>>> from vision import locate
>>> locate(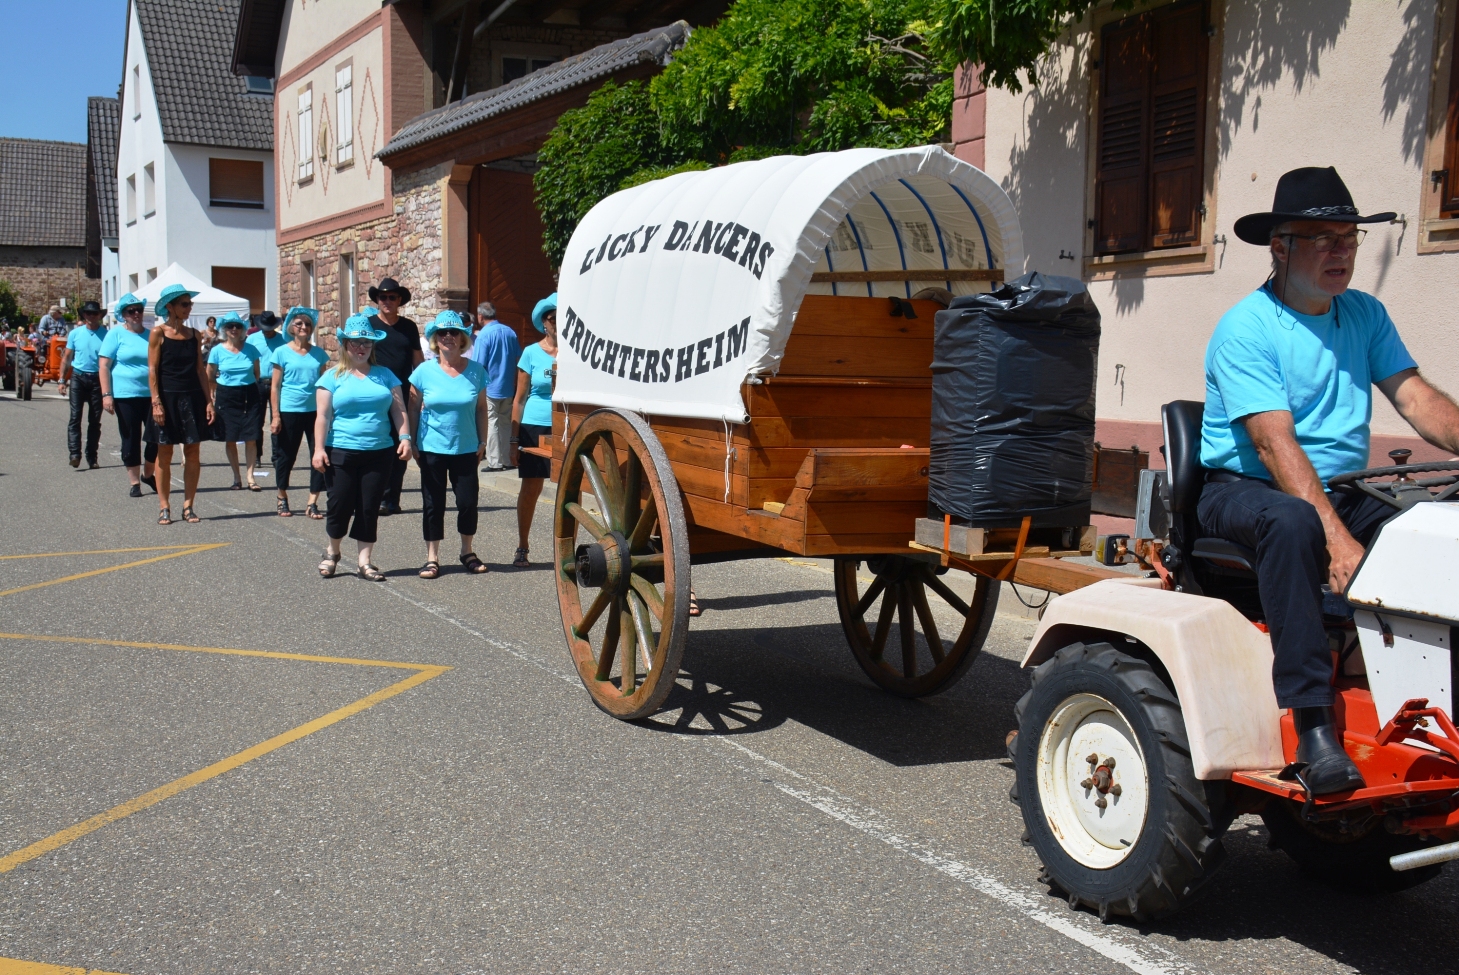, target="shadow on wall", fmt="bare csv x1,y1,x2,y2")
1382,0,1438,166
